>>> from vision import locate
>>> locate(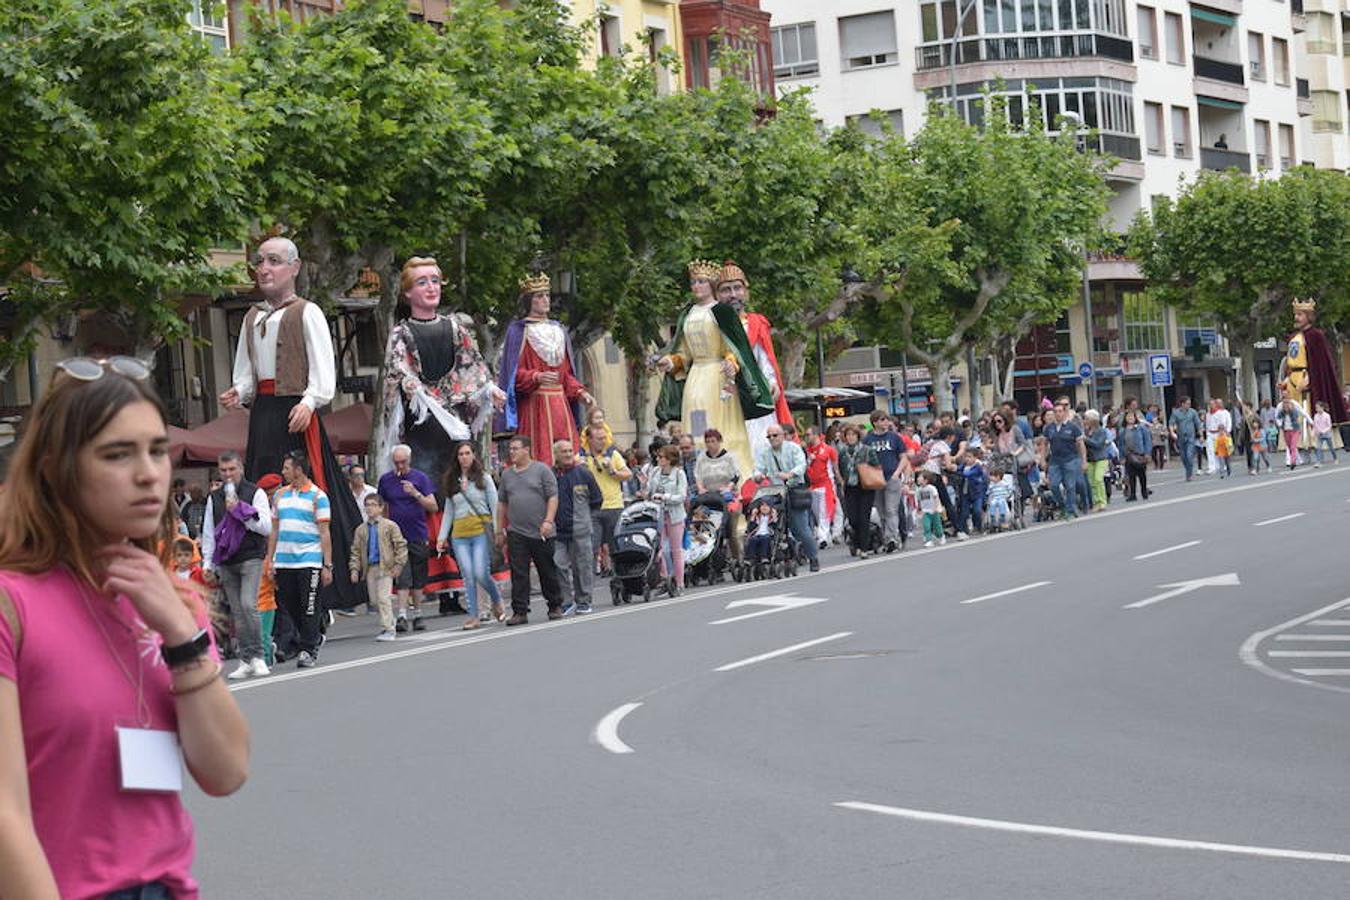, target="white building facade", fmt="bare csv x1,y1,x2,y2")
765,0,1347,411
